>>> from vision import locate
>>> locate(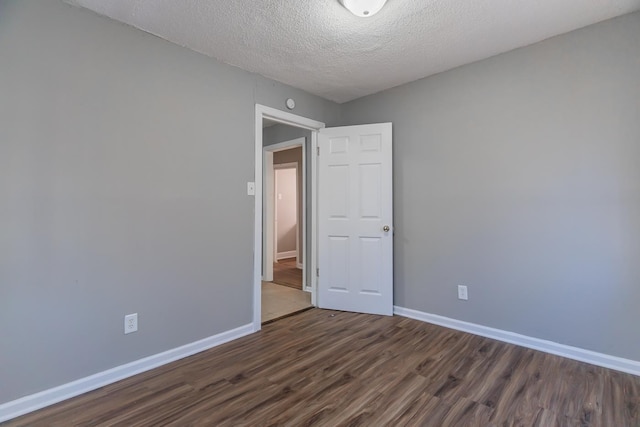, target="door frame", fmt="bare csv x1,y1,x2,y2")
254,104,325,331
263,143,304,283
